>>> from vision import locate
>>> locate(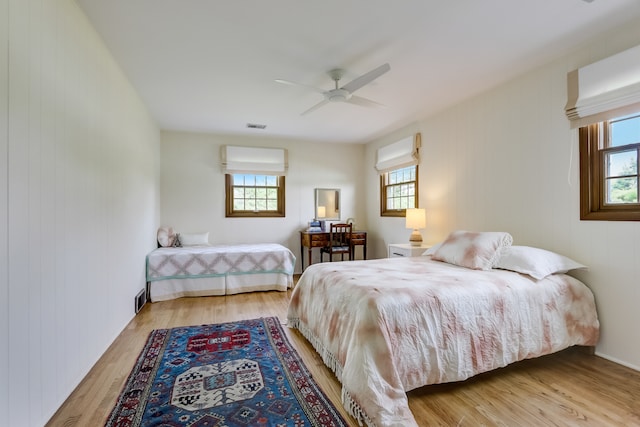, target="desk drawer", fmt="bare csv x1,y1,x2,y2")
309,233,328,247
